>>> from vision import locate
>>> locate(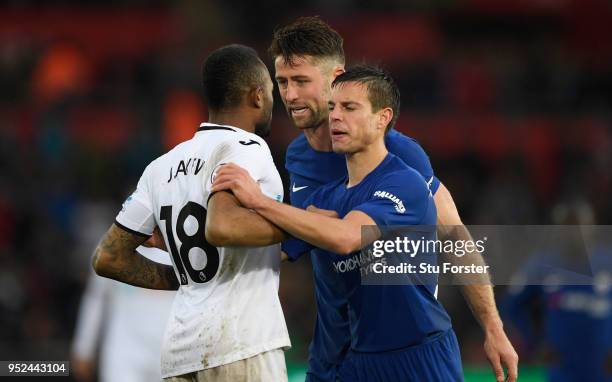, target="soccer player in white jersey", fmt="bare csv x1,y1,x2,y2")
93,44,290,381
